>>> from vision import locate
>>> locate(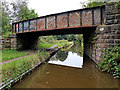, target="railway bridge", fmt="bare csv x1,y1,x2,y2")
11,3,120,64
